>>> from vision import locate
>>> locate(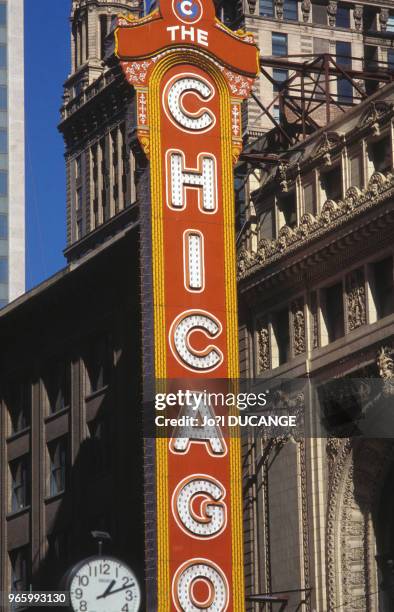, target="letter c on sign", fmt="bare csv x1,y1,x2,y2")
172,559,229,612
163,74,216,133
169,310,224,372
